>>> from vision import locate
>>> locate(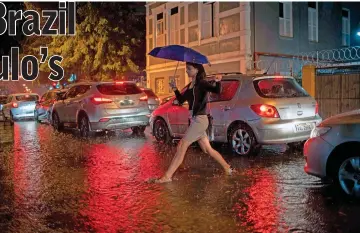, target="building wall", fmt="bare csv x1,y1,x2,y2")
251,2,360,74
146,2,252,96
